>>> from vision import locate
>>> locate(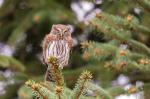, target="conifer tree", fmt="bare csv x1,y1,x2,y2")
0,0,150,99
